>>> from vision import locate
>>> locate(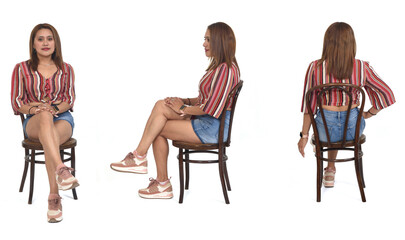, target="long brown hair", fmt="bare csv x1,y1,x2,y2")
206,22,239,72
29,23,63,71
318,22,356,80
